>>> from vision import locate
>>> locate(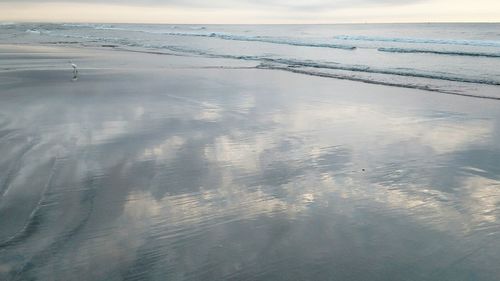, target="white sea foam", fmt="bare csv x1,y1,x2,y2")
335,35,500,48
378,47,500,58
25,29,41,35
